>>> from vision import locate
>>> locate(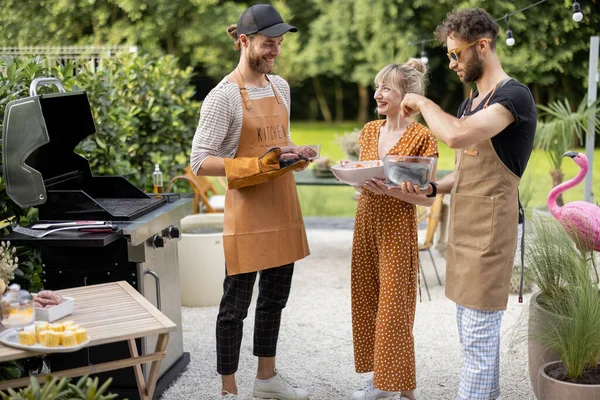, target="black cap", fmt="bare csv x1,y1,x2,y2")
237,4,298,38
